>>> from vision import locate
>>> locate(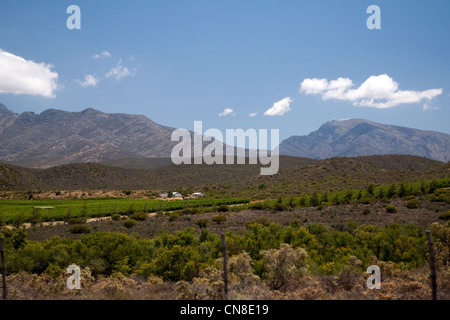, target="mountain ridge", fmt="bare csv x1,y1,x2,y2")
279,118,450,161
0,104,449,167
